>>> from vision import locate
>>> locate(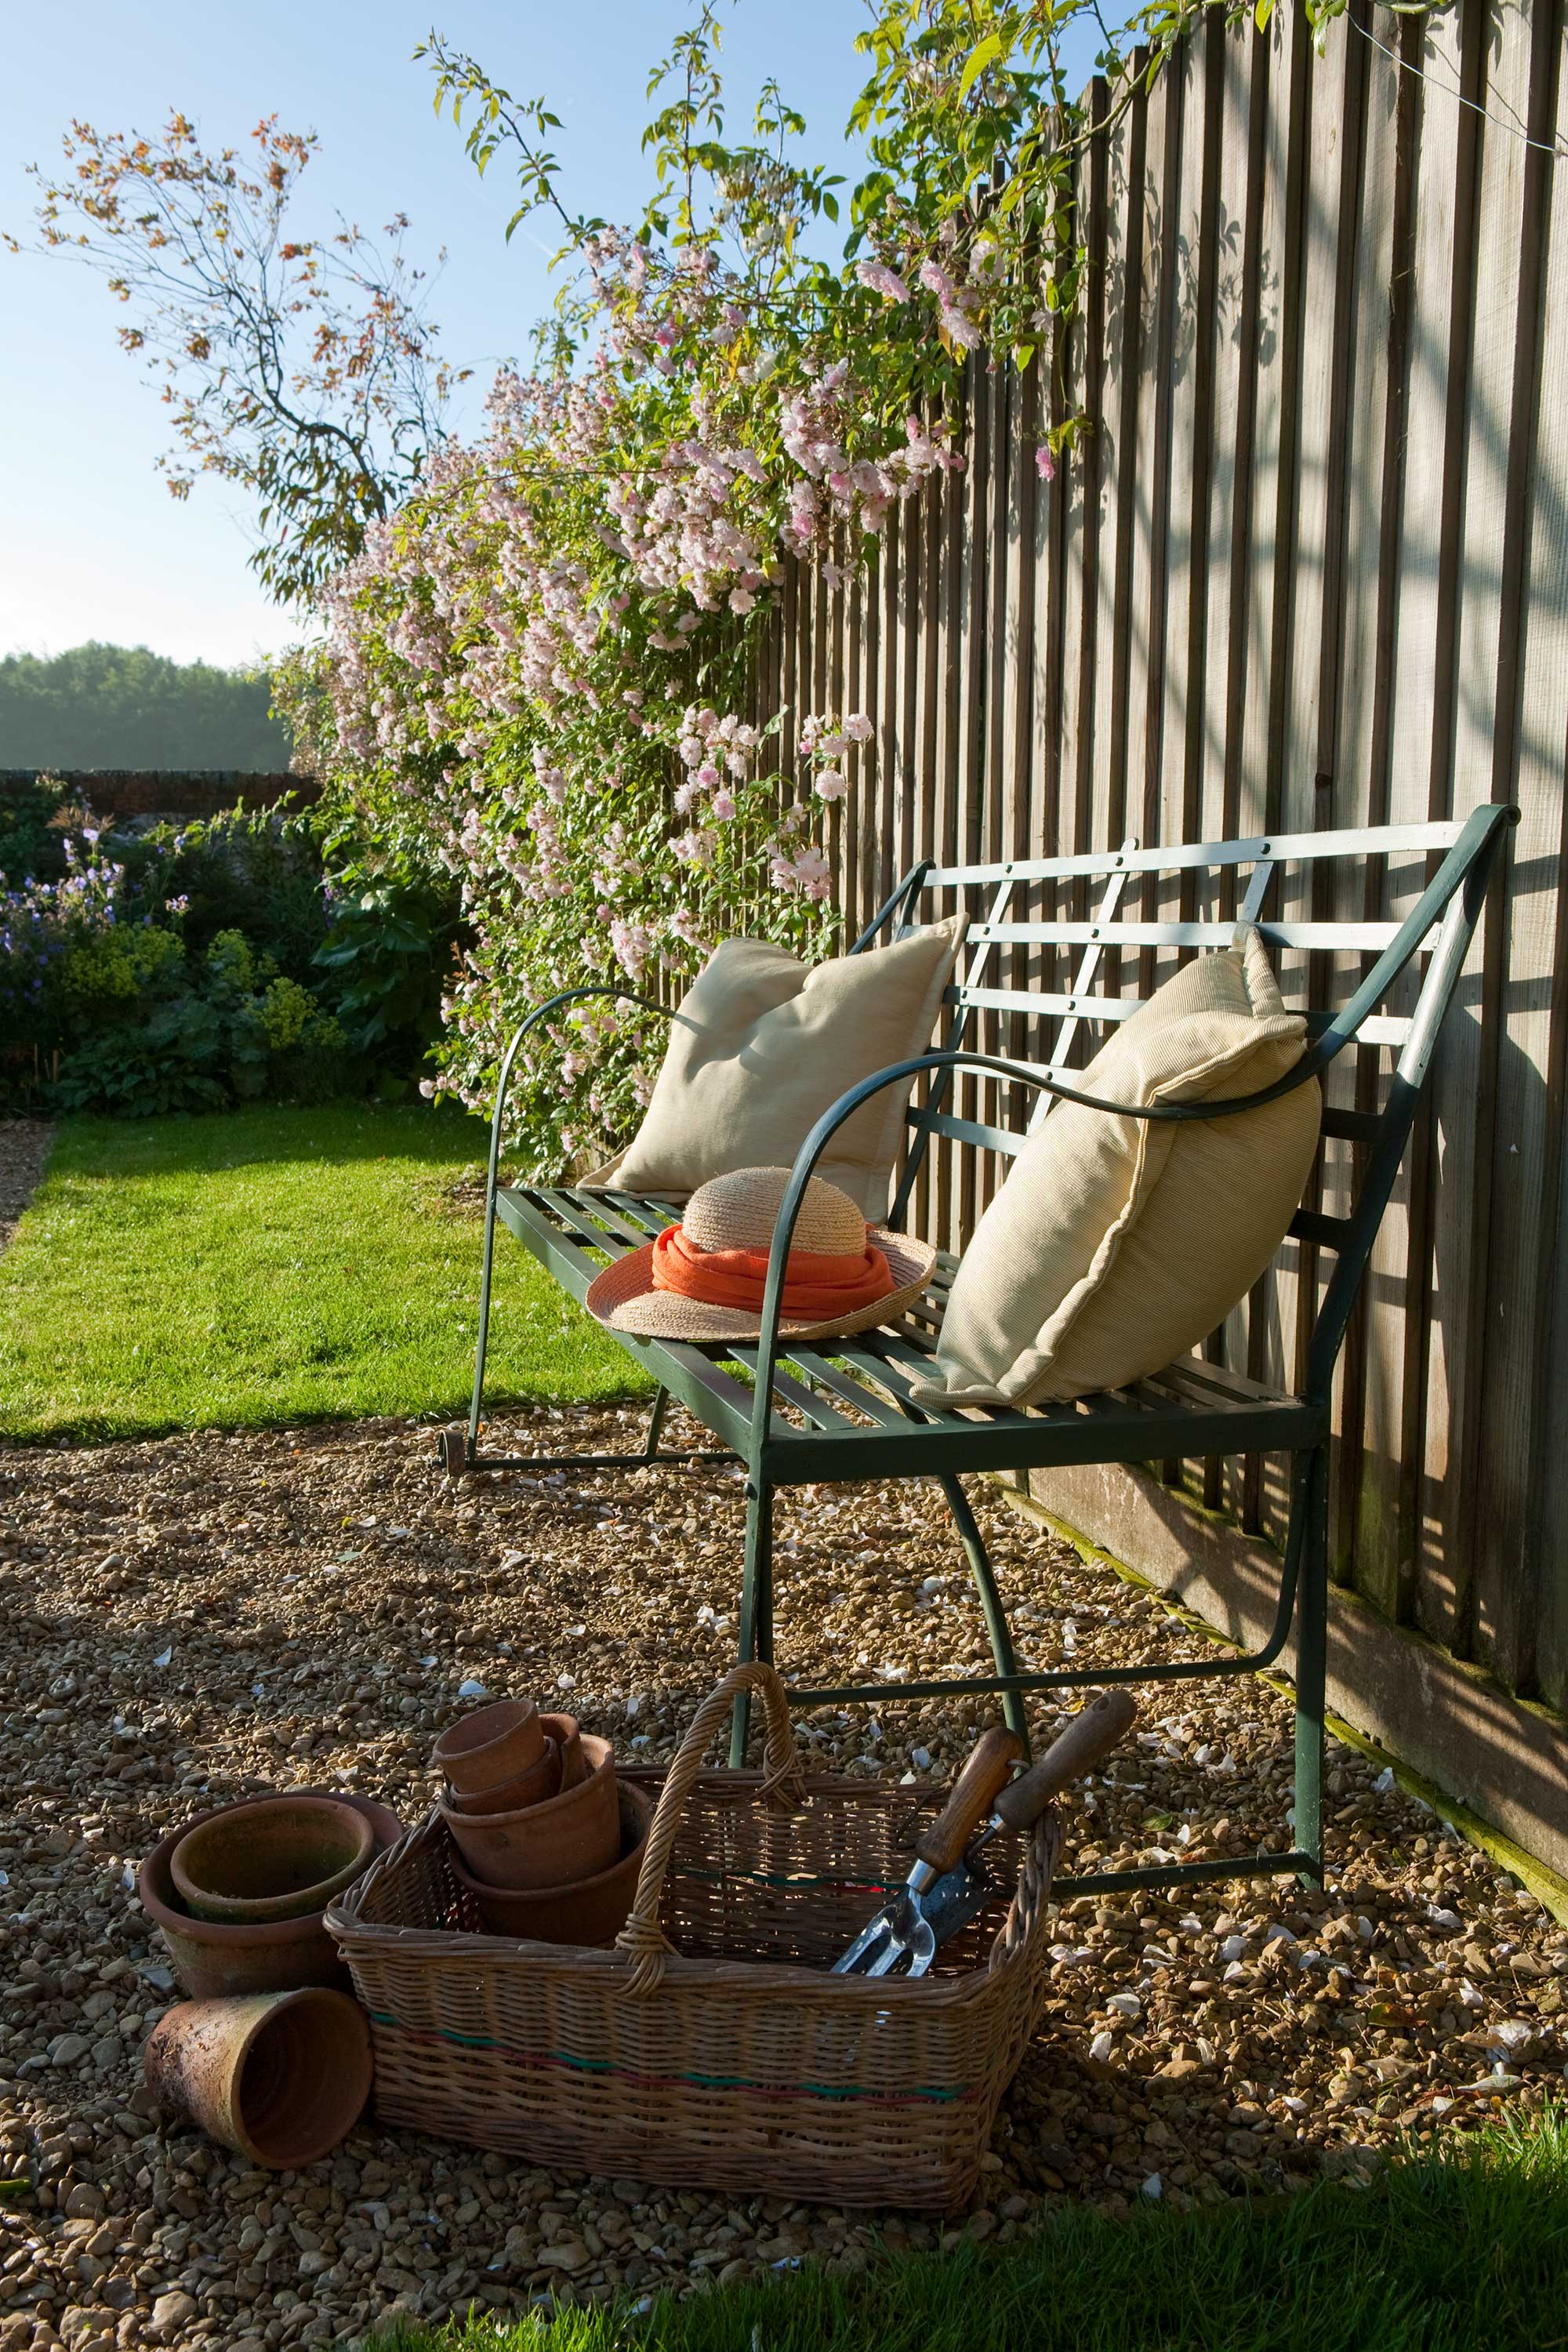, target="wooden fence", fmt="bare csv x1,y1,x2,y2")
742,0,1568,1849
